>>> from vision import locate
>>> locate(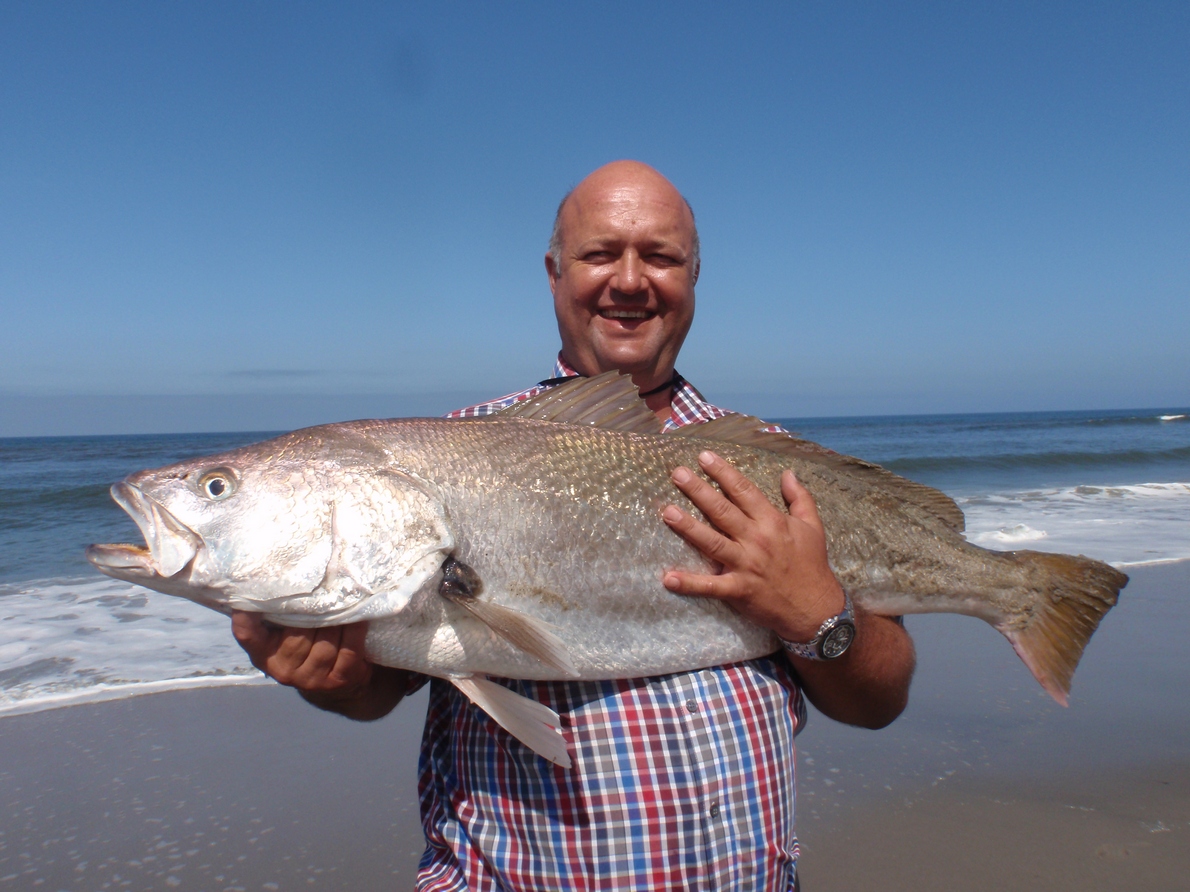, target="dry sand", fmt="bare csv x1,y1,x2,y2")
1,561,1186,890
